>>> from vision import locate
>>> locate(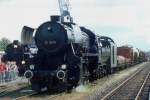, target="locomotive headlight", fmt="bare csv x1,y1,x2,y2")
24,70,33,79
30,65,34,70
21,60,26,64
56,70,65,80
61,64,67,69
14,45,18,48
